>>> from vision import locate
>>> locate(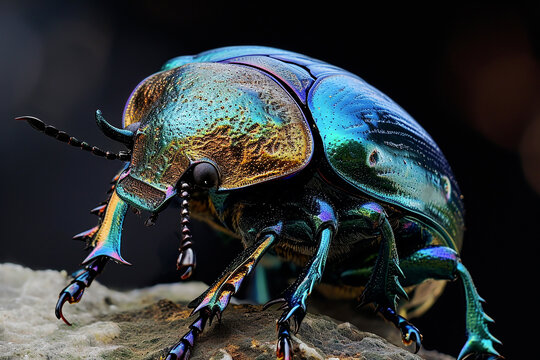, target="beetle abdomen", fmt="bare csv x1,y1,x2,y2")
307,74,464,249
